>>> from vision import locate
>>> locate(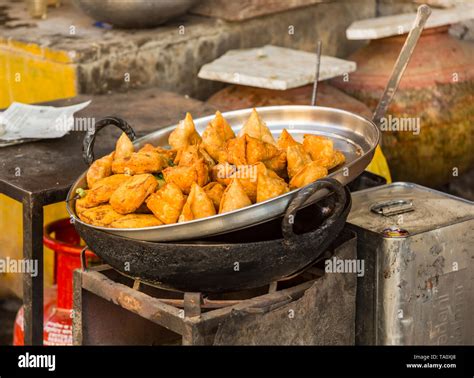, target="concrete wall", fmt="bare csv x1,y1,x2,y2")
74,0,376,99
